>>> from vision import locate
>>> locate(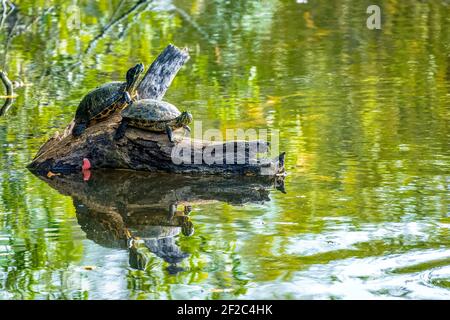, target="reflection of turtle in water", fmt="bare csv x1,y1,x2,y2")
74,196,194,274
181,218,194,237
126,205,194,273
114,99,193,143
120,202,194,237
168,203,194,236
128,236,190,273
72,63,144,136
